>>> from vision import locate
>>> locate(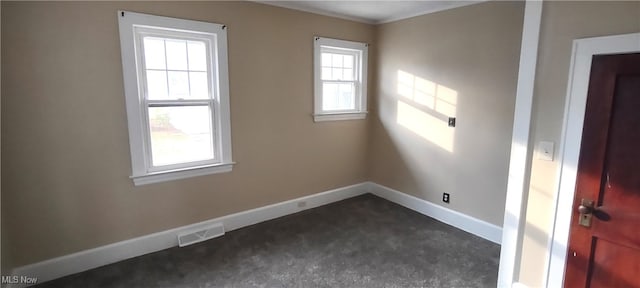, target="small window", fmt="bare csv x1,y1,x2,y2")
118,11,233,185
313,37,368,122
